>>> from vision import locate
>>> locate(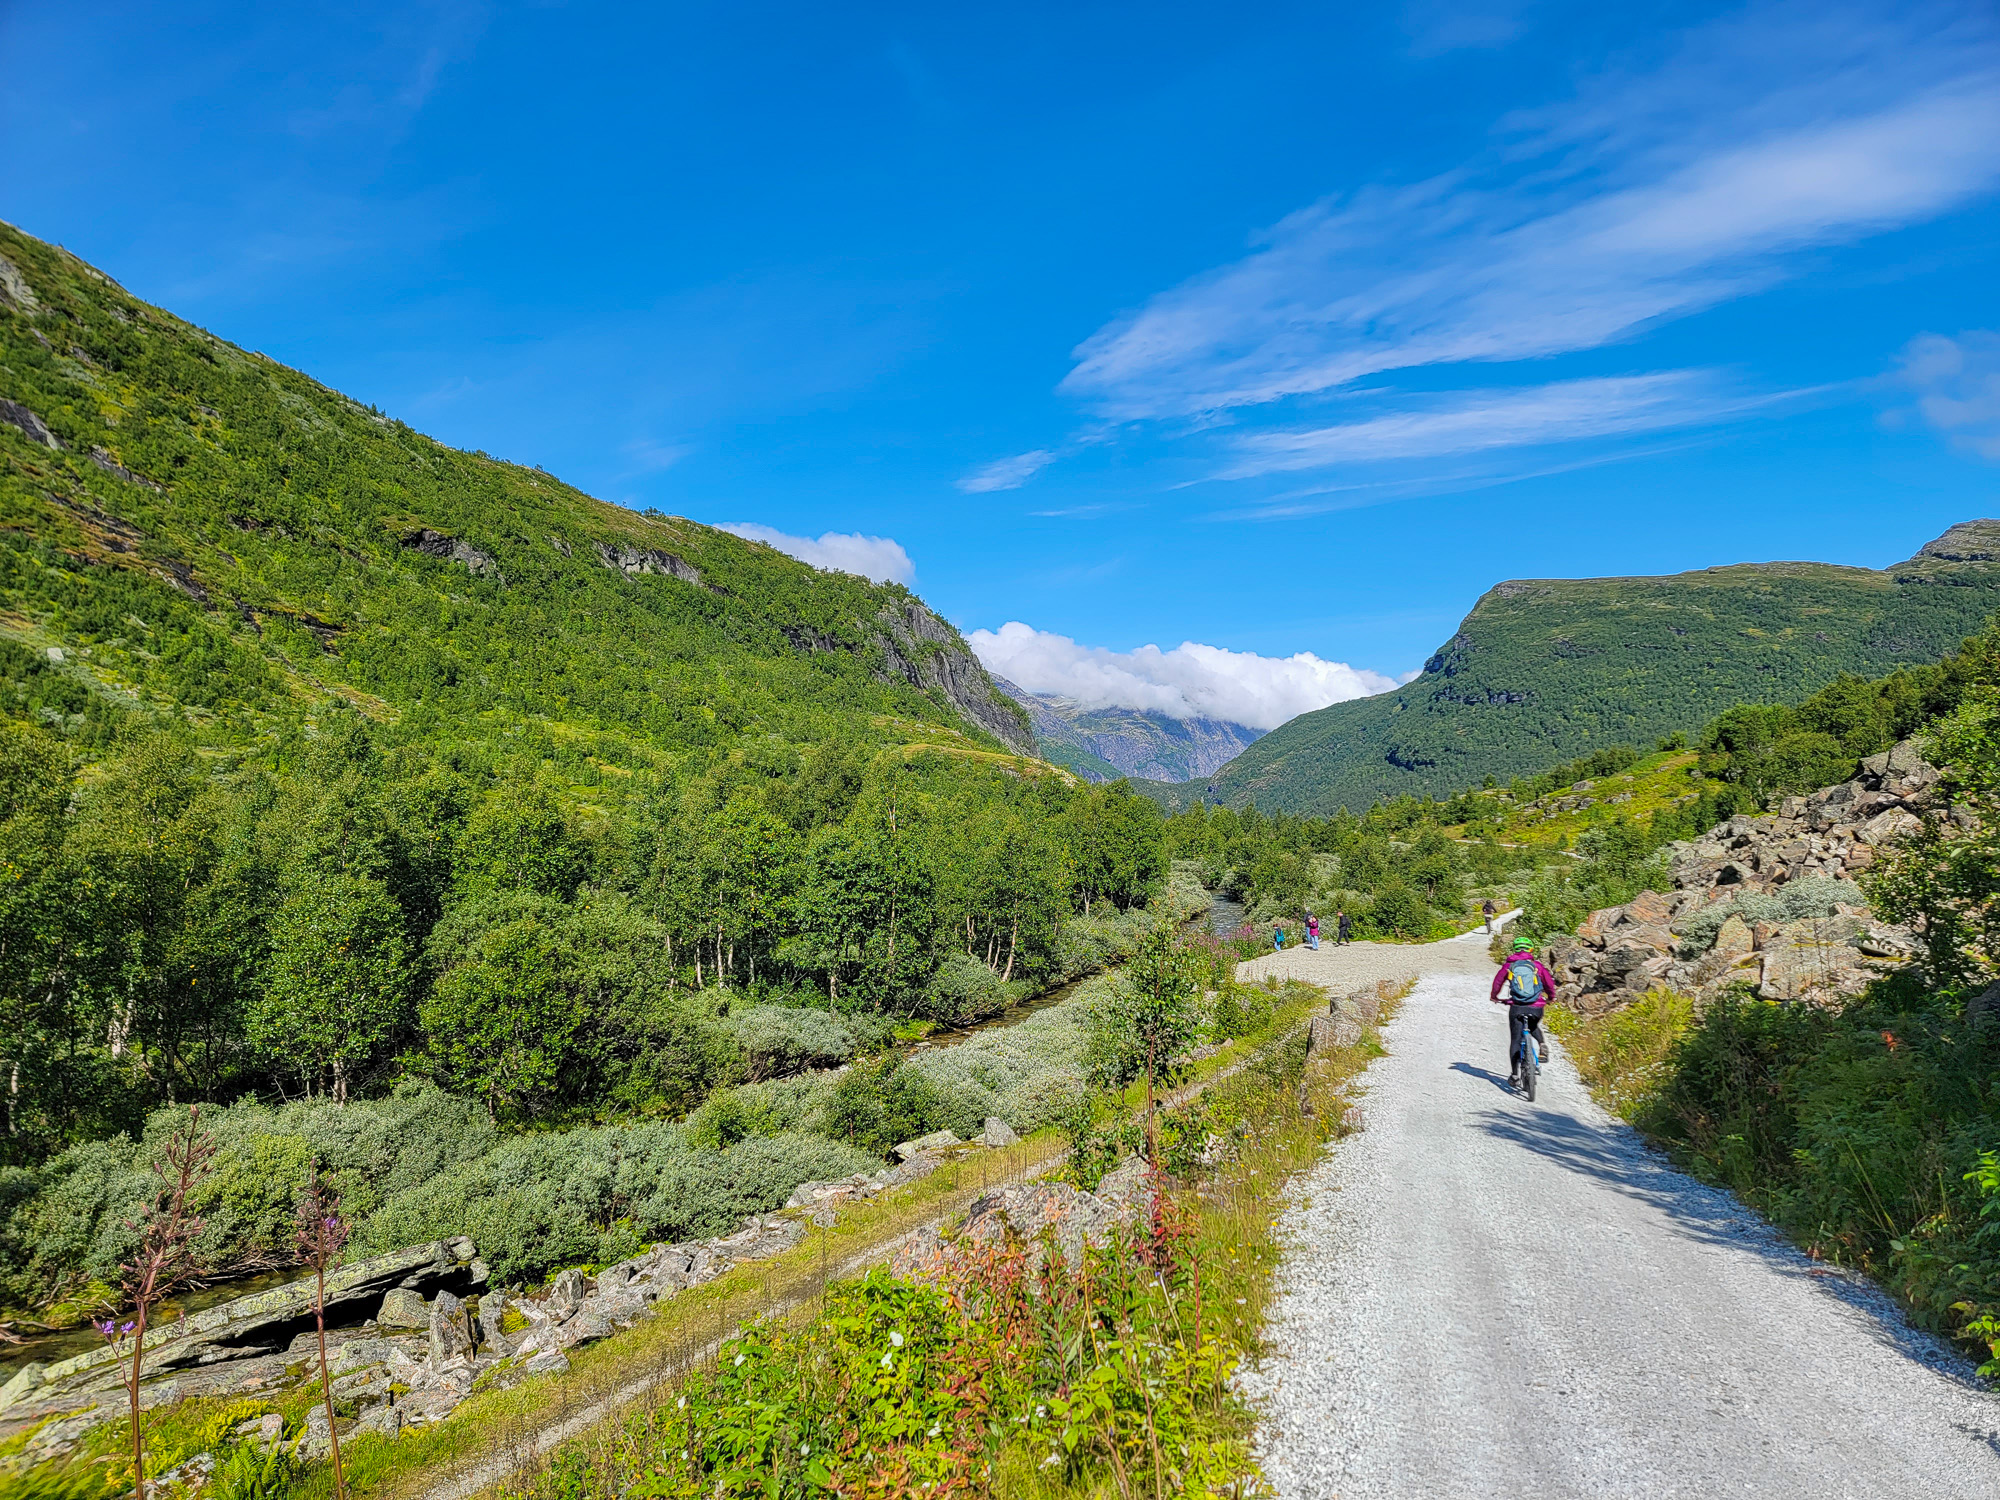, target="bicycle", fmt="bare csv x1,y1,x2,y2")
1514,1020,1539,1101
1506,1006,1543,1101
